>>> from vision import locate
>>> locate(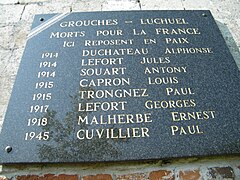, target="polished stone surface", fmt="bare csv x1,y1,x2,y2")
0,10,239,163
